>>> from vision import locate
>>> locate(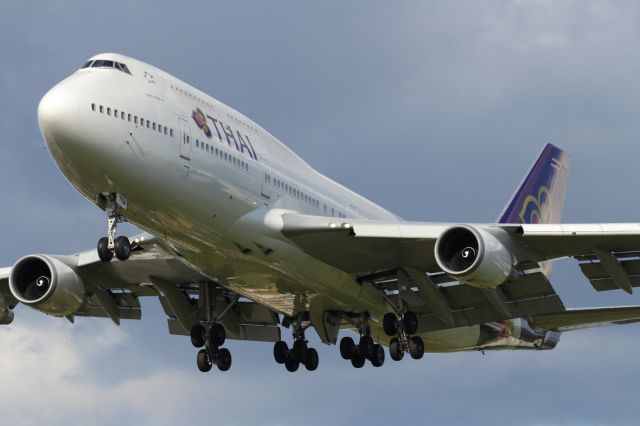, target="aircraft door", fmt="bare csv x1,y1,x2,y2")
260,160,272,204
177,118,192,176
178,118,192,161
